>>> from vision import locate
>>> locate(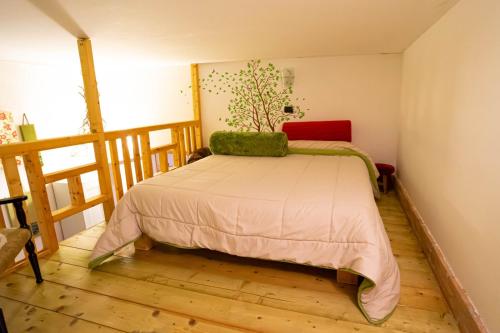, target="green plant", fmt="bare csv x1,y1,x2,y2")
201,60,306,132
78,86,91,134
78,85,105,133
